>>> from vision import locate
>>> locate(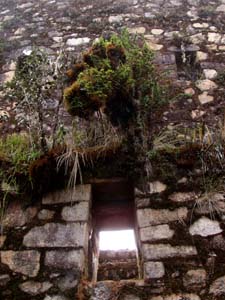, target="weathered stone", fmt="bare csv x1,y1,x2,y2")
23,223,88,248
209,275,225,296
19,281,53,295
198,92,214,105
196,79,217,91
137,207,188,227
1,251,40,277
142,244,197,260
216,5,225,12
169,192,196,203
190,33,205,44
185,88,195,96
146,41,163,51
2,201,37,228
144,261,165,279
66,37,90,46
57,273,78,291
61,202,89,222
193,23,208,28
211,235,225,251
1,71,15,83
45,250,85,271
0,235,6,248
128,27,146,34
208,33,222,43
91,281,113,300
108,15,123,23
140,225,174,242
191,110,205,119
38,209,55,220
183,269,206,290
203,69,218,79
150,294,200,300
196,51,208,61
149,181,167,193
189,217,222,237
42,185,91,204
151,29,164,35
0,274,10,286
